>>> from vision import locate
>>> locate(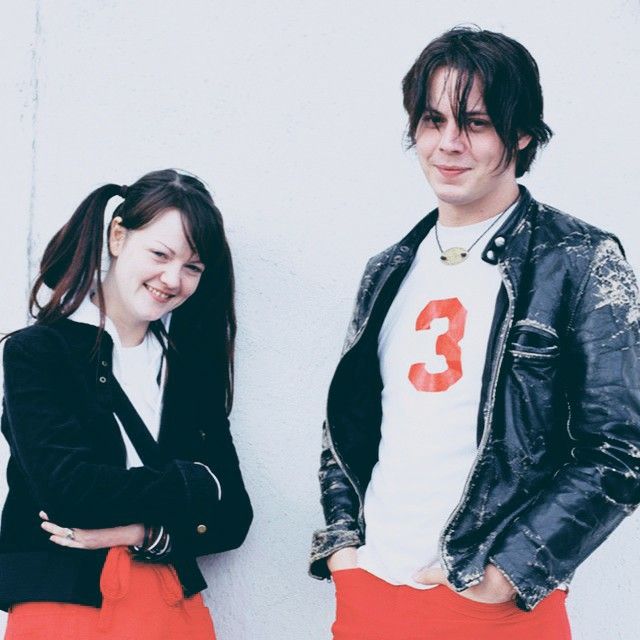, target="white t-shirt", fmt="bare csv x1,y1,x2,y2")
357,207,514,588
69,295,169,469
